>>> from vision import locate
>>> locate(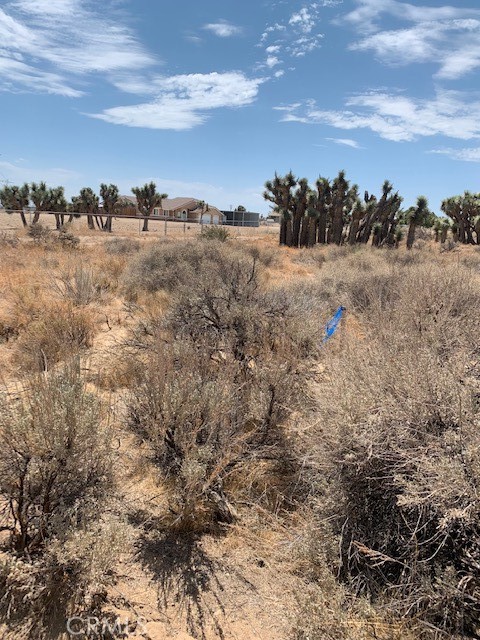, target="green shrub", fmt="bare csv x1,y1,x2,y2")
200,224,230,242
